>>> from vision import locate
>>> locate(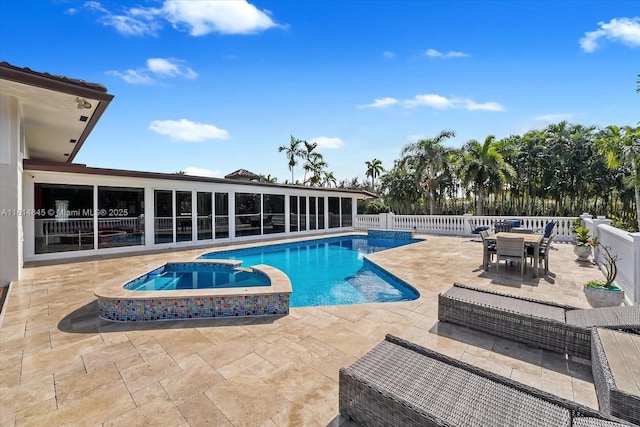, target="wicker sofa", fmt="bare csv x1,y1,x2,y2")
438,283,640,359
339,335,633,426
591,328,640,425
